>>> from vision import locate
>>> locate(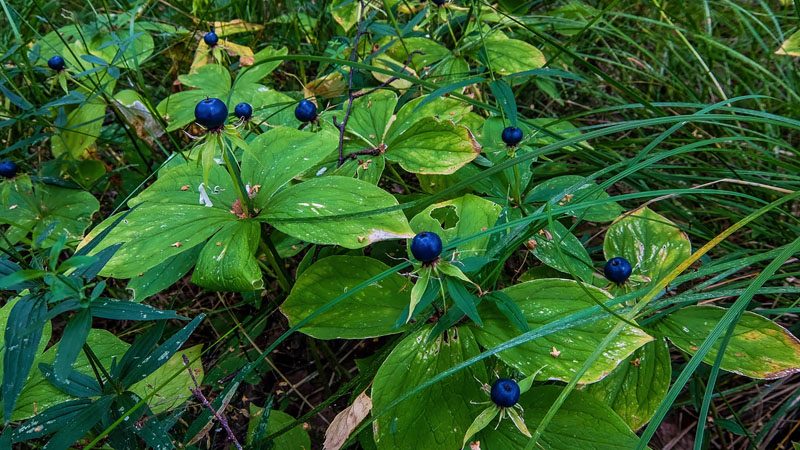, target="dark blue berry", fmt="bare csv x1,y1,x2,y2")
501,126,523,146
410,231,443,263
490,378,520,408
294,99,318,122
48,55,66,71
604,257,633,284
194,98,228,129
0,160,18,178
204,30,219,47
234,102,253,120
431,0,447,5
